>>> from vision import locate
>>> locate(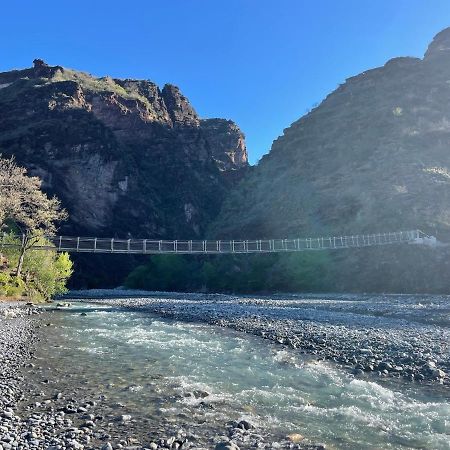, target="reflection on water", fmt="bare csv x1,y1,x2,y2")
29,302,450,450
